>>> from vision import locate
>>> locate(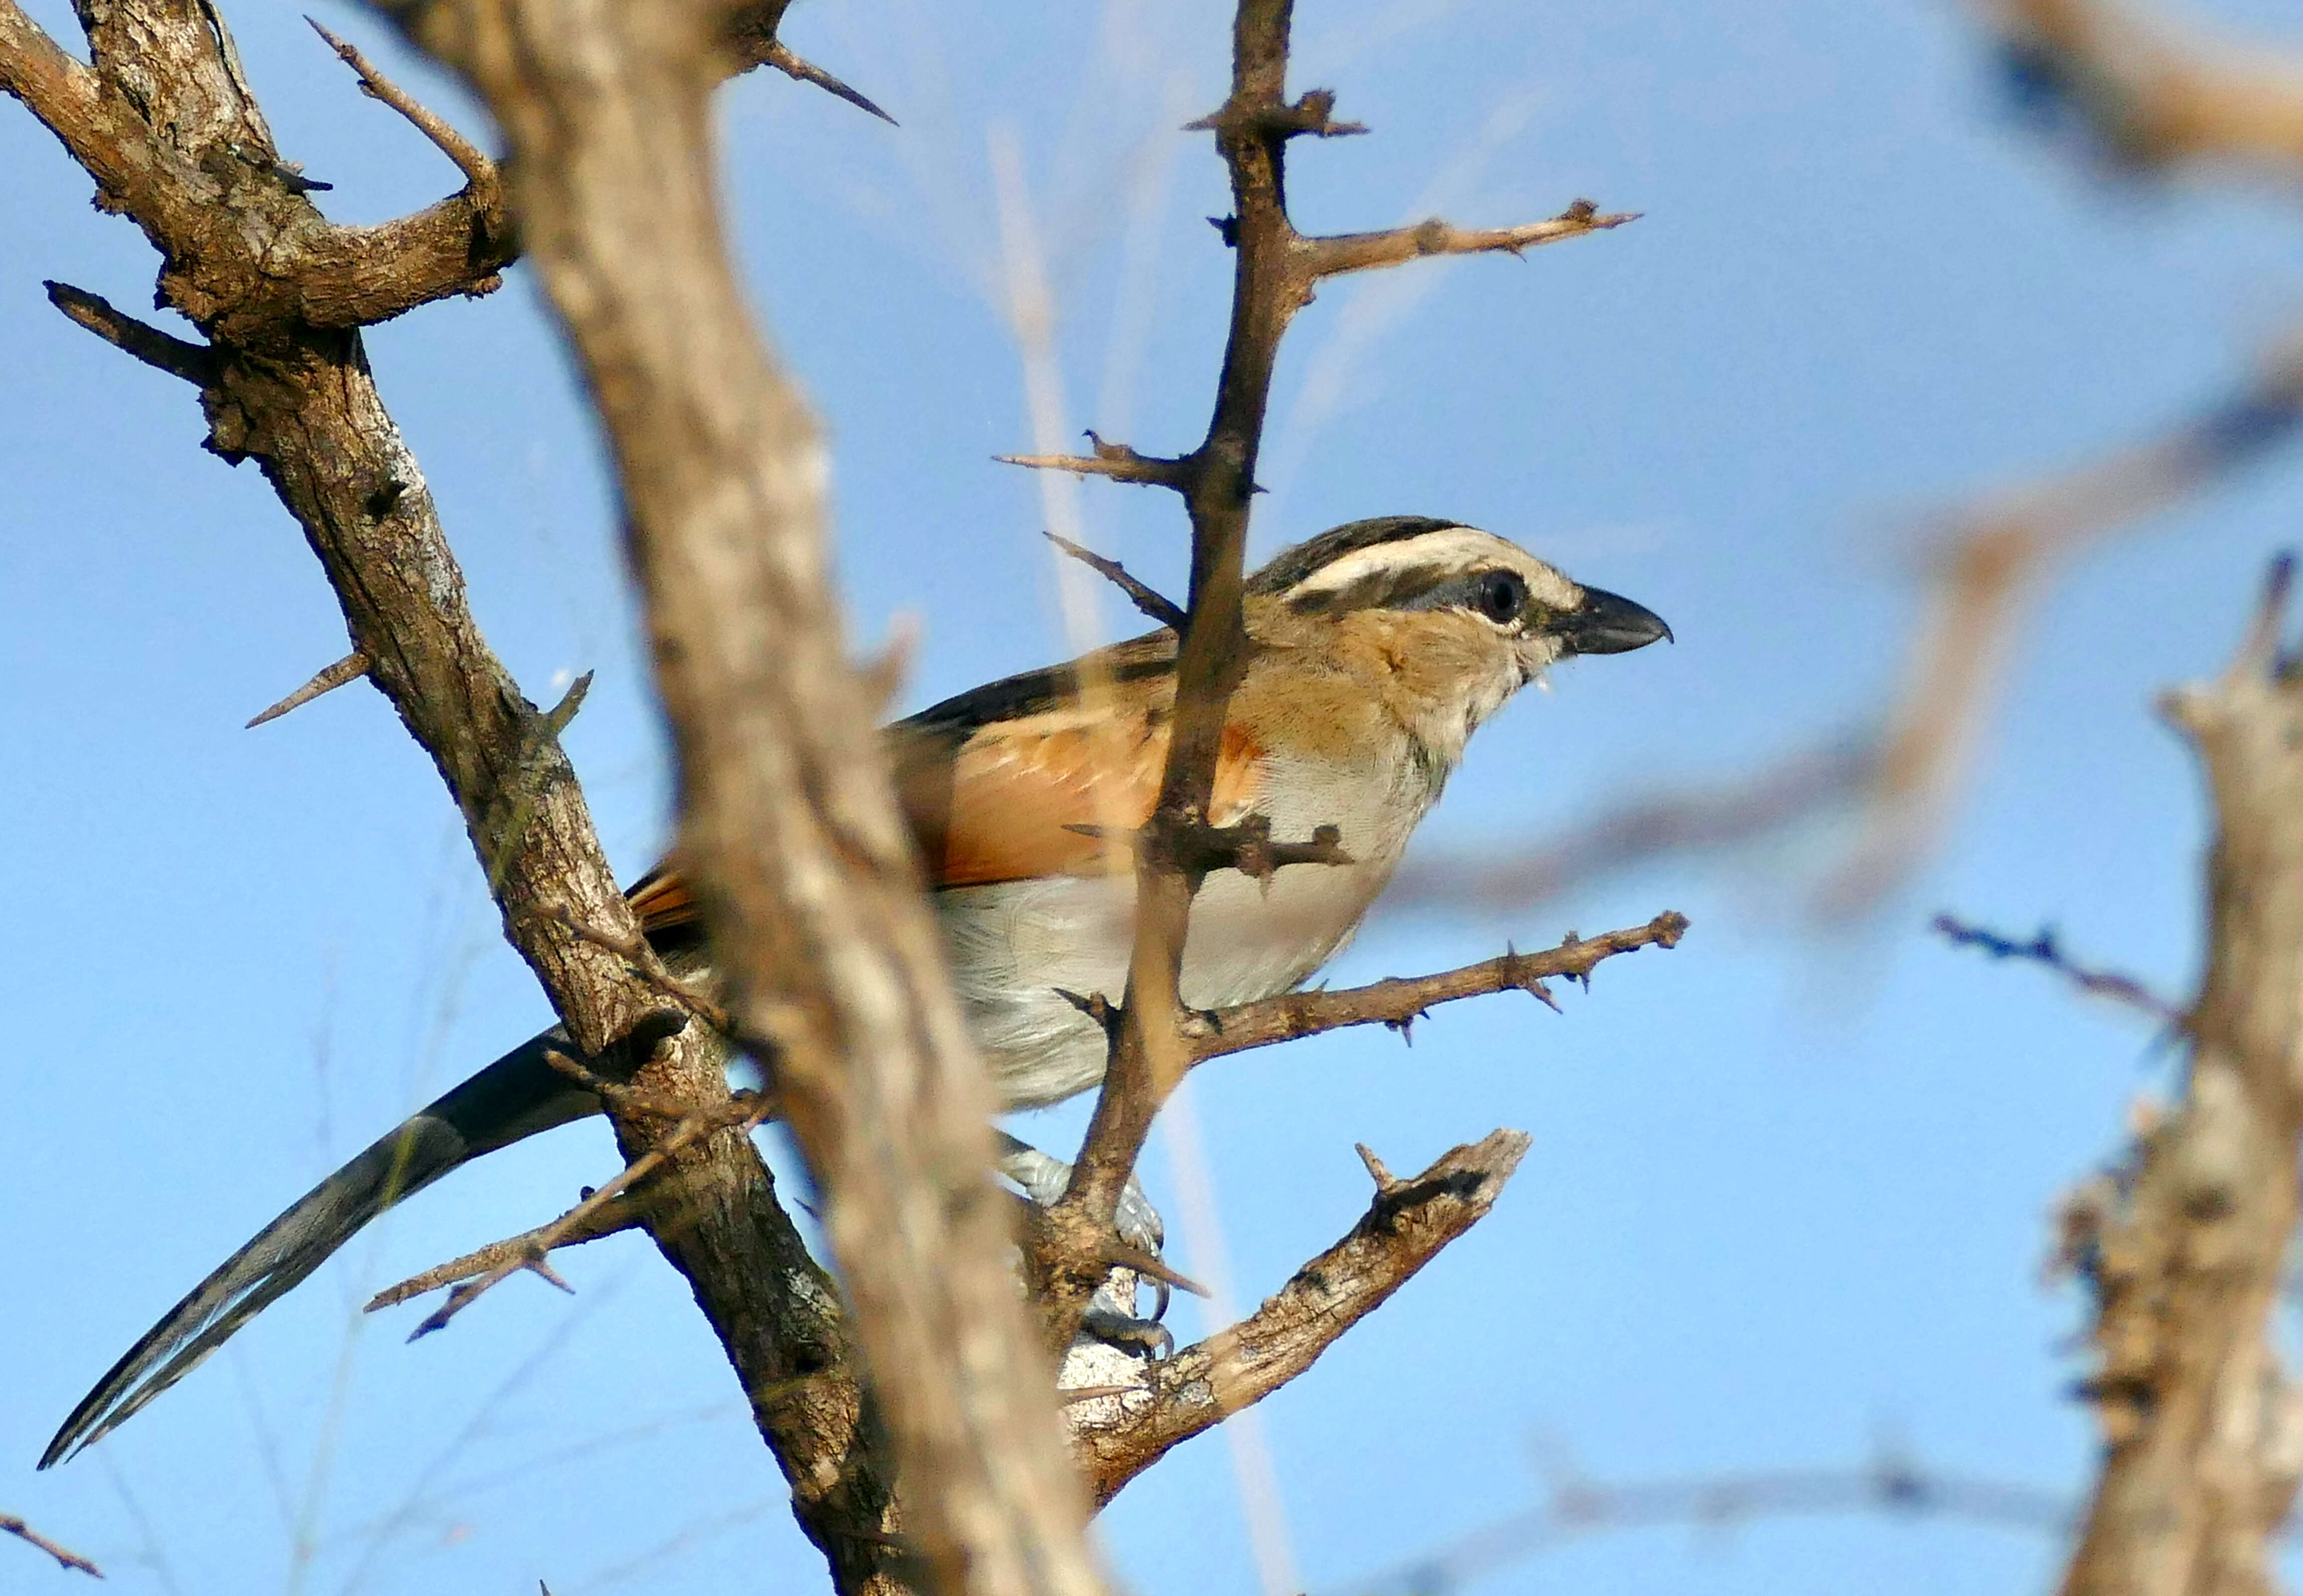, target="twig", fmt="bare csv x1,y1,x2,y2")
401,1090,773,1339
306,18,499,202
1932,913,2180,1022
1388,740,1870,911
43,281,214,385
996,431,1192,488
1825,331,2303,911
1070,1130,1531,1503
1042,531,1187,630
244,650,369,728
365,1192,646,1310
1186,912,1689,1063
549,905,737,1036
1349,1451,2069,1595
1304,200,1640,279
1,1513,103,1577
